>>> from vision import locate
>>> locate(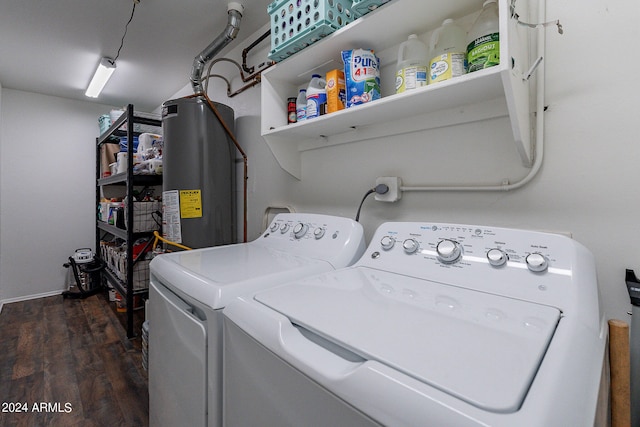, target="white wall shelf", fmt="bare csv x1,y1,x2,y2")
261,0,539,179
